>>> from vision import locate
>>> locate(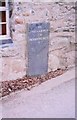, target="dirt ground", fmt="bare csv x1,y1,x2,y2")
0,68,66,97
